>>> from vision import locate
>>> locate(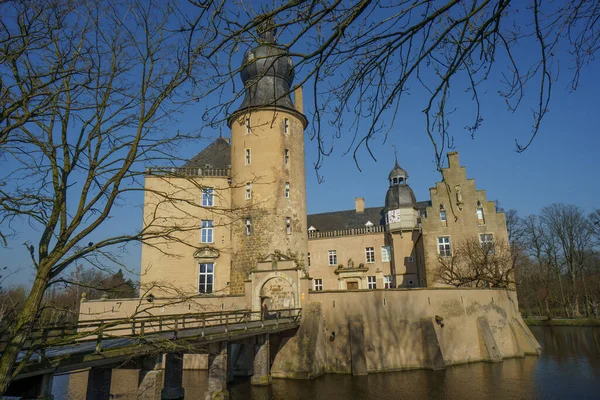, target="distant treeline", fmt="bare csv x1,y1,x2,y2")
510,204,600,318
0,267,137,332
